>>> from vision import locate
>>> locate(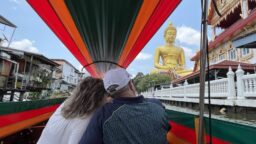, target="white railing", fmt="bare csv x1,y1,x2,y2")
141,91,152,98
206,78,228,98
241,74,256,98
185,83,200,98
172,78,229,98
144,77,230,99
170,86,185,98
143,65,256,100
157,88,171,98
